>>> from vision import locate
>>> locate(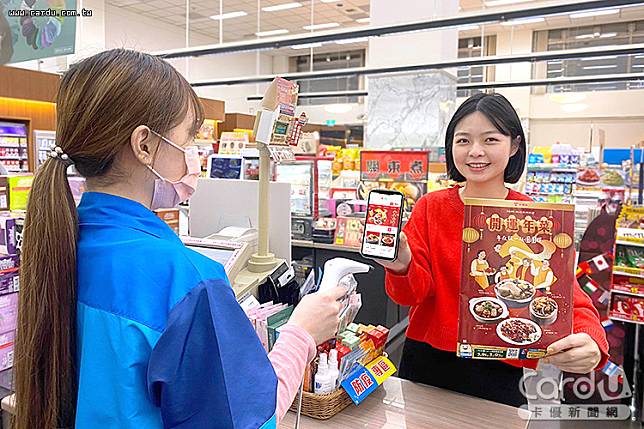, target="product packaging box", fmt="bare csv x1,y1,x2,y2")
0,330,15,371
610,294,644,323
457,199,575,360
0,271,19,295
0,217,17,255
0,175,33,212
154,208,180,234
0,293,18,334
